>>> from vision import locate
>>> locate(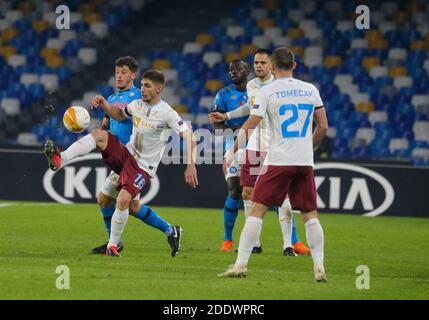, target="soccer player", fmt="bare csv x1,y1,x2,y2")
44,69,198,257
92,56,178,255
218,47,328,281
212,60,249,252
210,49,310,256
